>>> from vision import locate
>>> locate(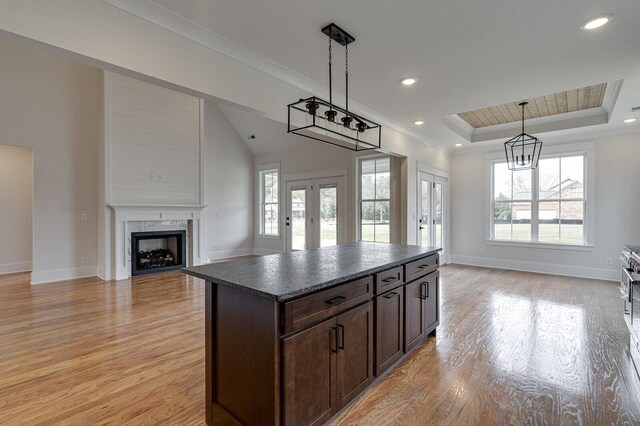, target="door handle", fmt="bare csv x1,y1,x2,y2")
325,295,347,306
331,327,338,353
421,282,428,299
337,324,345,350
